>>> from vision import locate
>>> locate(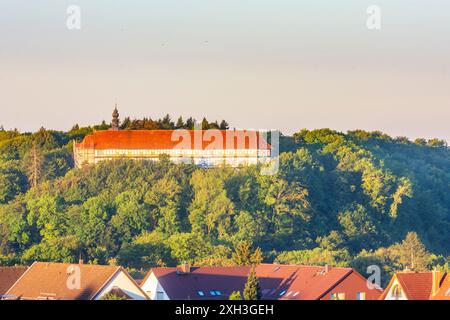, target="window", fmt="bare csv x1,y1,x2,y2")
293,292,299,297
214,291,222,296
197,291,205,297
356,292,366,300
392,285,403,299
156,291,165,300
279,291,286,296
210,291,216,296
330,293,345,300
